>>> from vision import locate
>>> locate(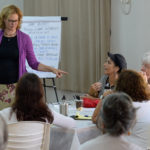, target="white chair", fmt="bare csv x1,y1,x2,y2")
147,125,150,150
6,121,51,150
